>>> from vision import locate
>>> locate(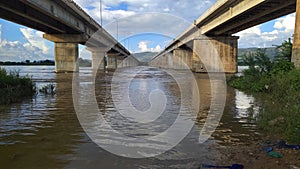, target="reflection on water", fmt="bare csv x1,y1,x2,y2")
235,90,259,121
0,66,263,169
